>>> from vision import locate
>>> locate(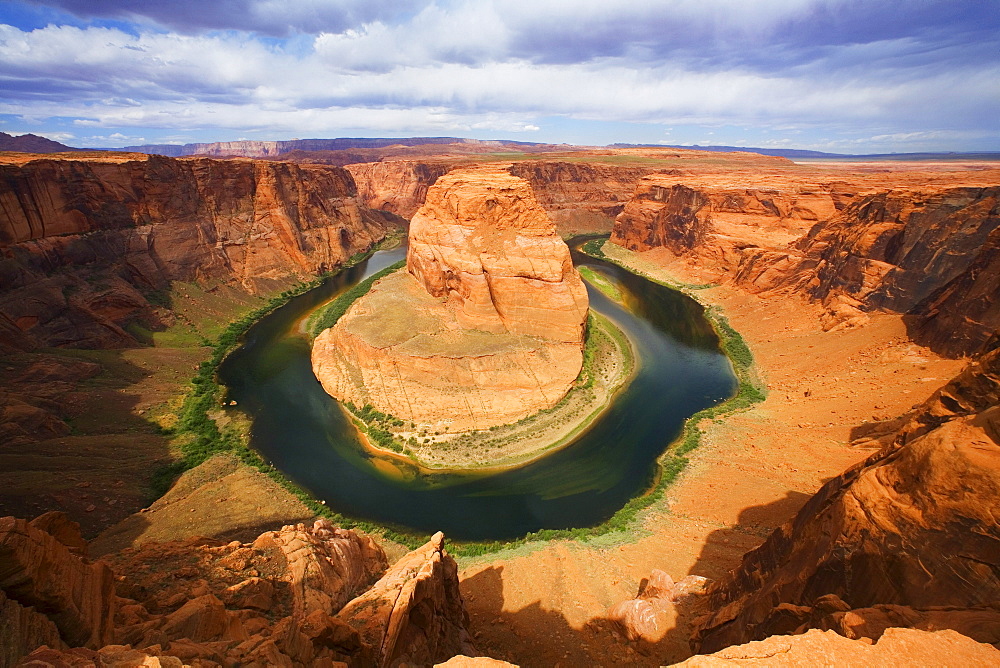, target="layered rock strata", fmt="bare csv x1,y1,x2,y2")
691,346,1000,653
312,167,589,432
610,175,1000,356
0,153,394,349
